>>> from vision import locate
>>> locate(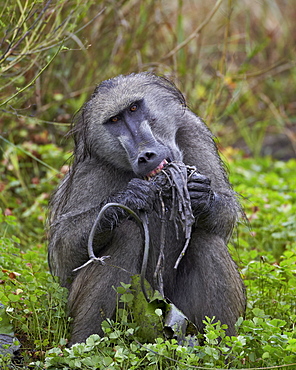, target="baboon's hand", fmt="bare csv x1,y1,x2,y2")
187,172,215,215
124,178,158,213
